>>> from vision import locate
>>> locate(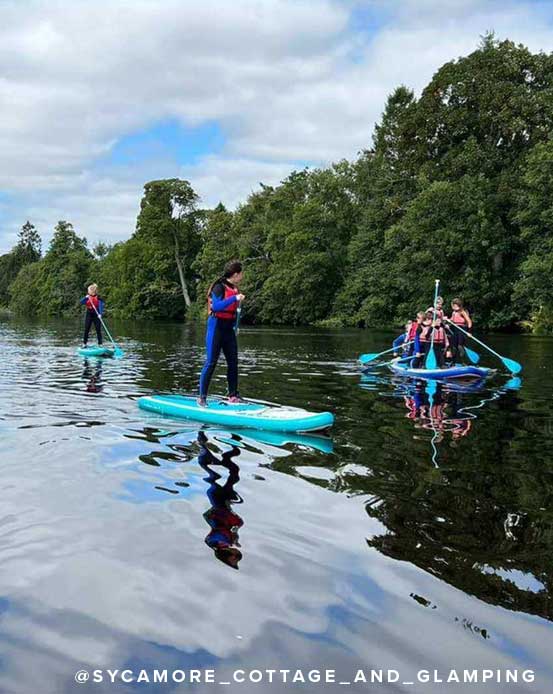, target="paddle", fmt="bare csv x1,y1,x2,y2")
235,303,242,334
88,299,124,358
465,346,481,364
365,355,415,370
359,341,413,365
444,320,522,374
424,279,440,370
